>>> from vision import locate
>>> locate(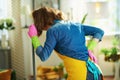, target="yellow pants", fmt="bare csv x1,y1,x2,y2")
57,53,87,80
